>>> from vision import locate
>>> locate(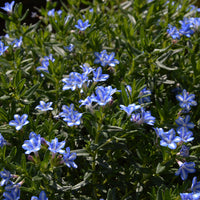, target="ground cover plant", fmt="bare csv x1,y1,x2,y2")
0,0,200,199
